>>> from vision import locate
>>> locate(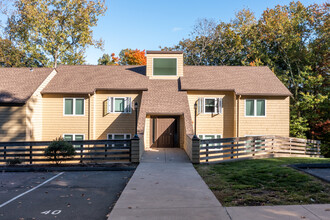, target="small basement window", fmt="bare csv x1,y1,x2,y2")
245,99,266,117
107,133,131,147
64,98,84,116
153,58,177,76
63,134,84,151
